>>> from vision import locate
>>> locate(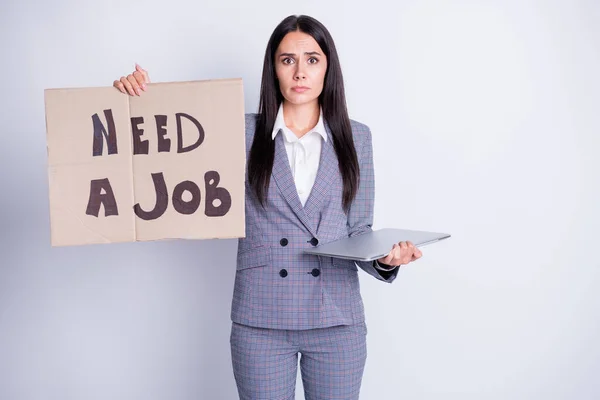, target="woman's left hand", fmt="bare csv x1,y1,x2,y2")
377,241,422,267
